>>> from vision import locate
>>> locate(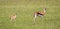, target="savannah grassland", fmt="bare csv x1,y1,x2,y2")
0,0,60,29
